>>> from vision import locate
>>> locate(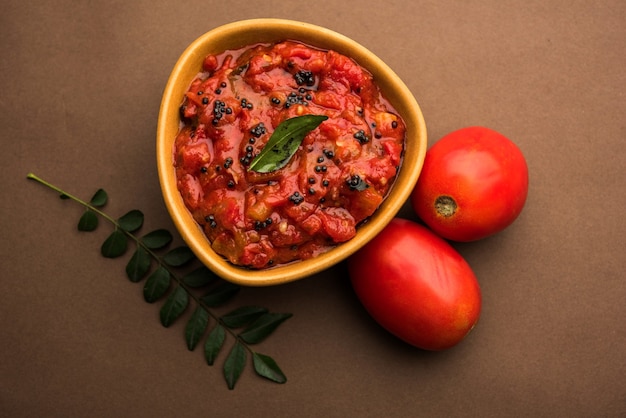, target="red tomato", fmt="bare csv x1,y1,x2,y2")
348,218,481,351
411,126,528,242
